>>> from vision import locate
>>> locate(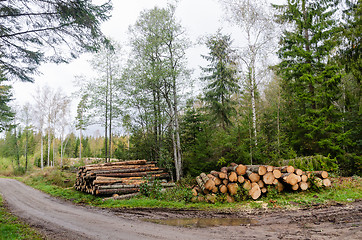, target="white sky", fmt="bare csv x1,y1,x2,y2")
11,0,283,135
